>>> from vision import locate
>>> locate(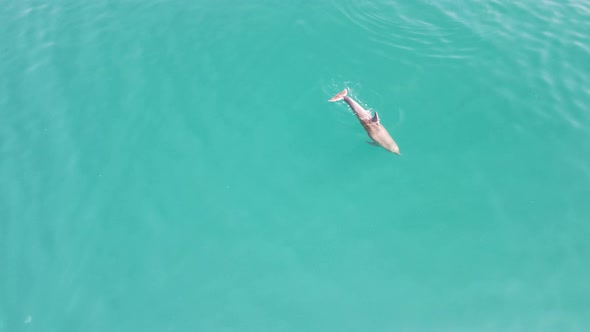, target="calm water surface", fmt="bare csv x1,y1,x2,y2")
1,0,589,331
